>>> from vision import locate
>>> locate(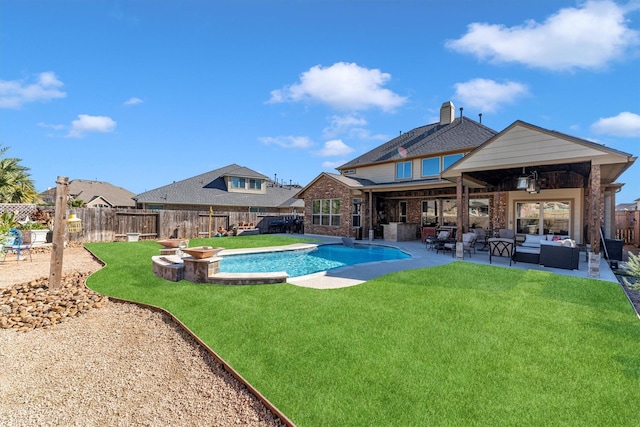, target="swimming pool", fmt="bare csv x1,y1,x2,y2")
219,244,410,278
